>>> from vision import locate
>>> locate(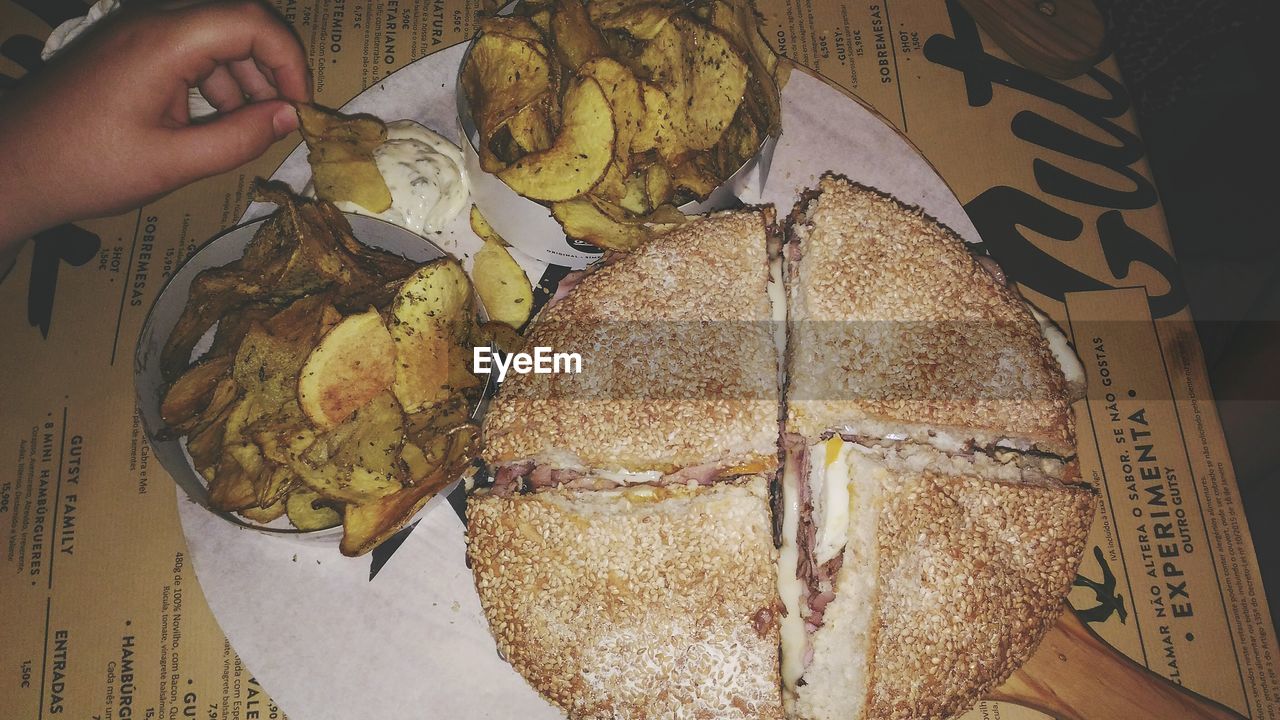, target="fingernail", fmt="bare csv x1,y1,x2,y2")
272,104,299,139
